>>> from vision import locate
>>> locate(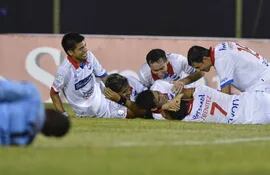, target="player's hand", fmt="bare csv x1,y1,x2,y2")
104,87,121,102
171,80,184,94
161,93,183,112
